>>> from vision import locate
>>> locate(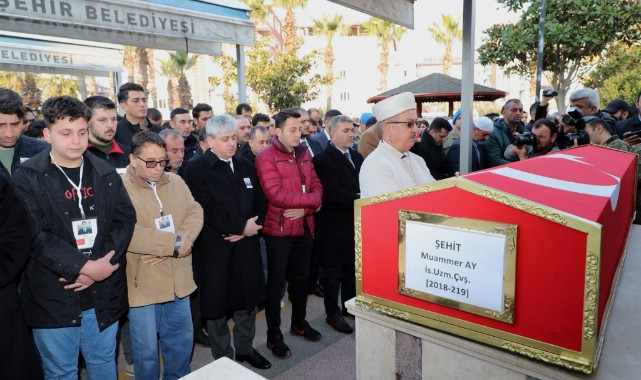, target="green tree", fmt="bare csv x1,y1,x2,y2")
0,72,42,109
168,52,198,109
39,75,79,99
362,18,407,92
428,14,462,76
312,14,344,110
246,38,325,112
274,0,308,51
478,0,641,111
211,53,239,114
